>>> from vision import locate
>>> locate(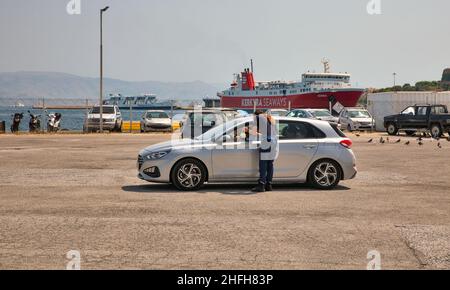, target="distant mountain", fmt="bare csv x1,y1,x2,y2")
0,71,224,100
